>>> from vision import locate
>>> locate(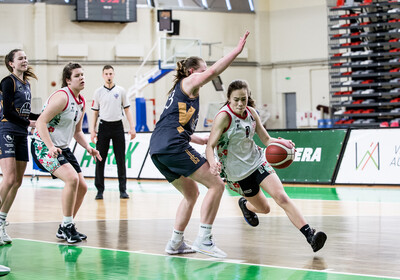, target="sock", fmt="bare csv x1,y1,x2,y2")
0,212,8,222
198,223,212,239
62,216,73,227
300,224,313,243
171,229,184,243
